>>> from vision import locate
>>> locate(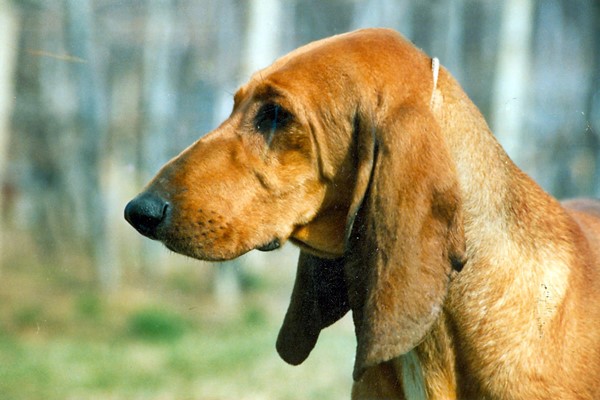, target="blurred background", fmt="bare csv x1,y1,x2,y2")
0,0,599,399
